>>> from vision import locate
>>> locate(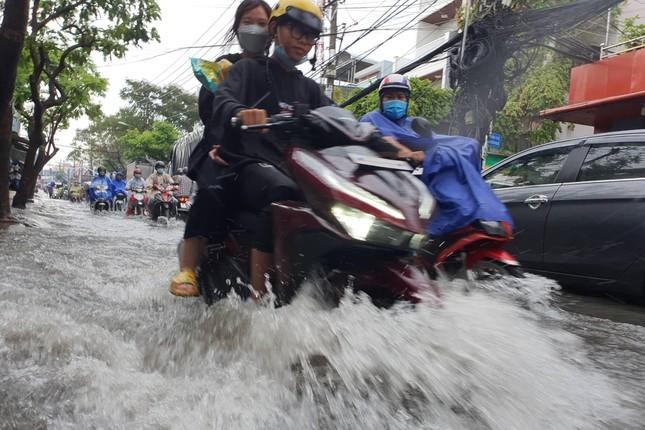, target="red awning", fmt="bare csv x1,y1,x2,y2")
540,89,645,127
